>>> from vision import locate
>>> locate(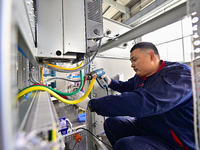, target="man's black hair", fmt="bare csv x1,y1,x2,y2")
130,42,160,57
